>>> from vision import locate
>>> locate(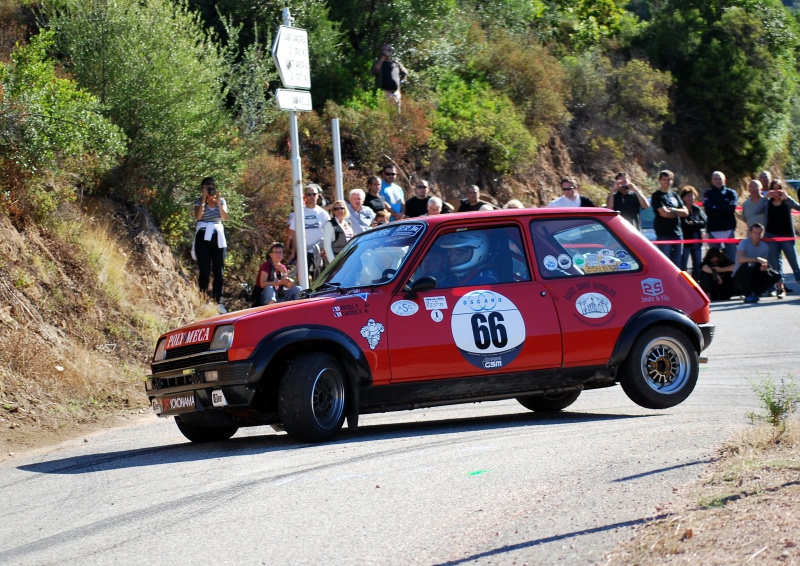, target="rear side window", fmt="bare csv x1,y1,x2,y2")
529,218,641,278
